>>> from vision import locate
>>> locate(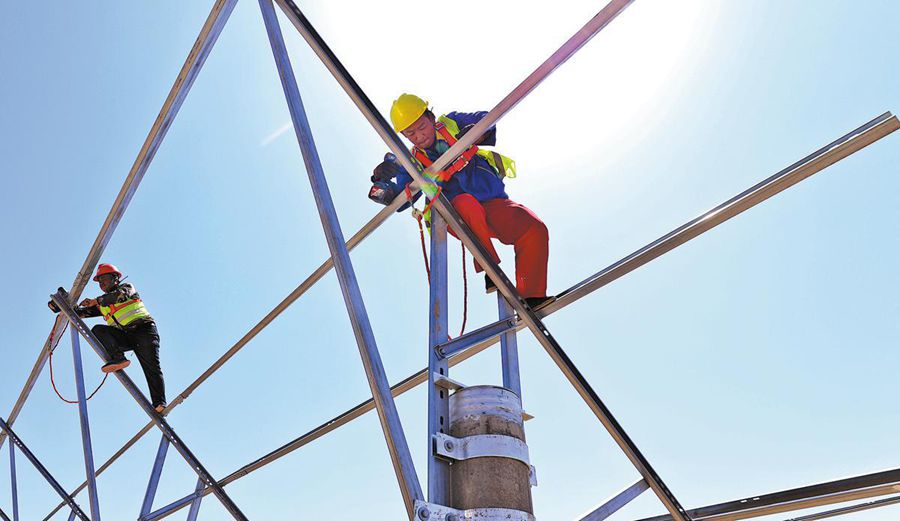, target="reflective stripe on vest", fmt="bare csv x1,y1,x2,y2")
99,298,151,328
